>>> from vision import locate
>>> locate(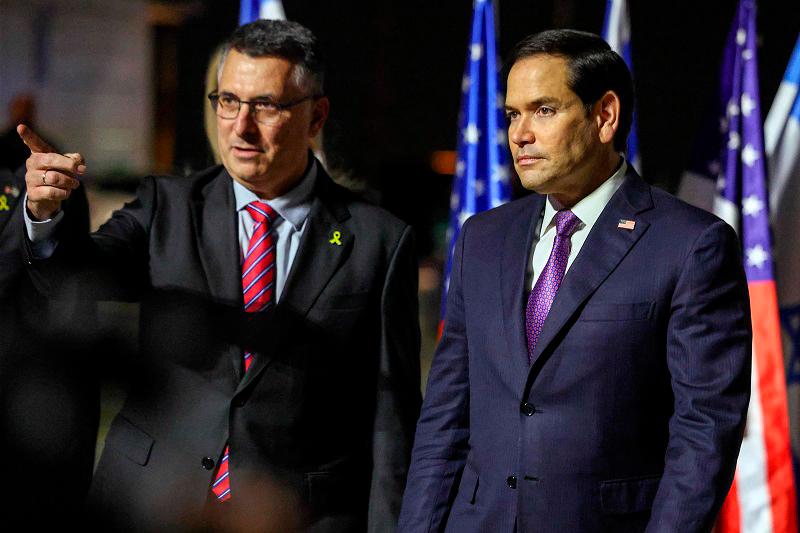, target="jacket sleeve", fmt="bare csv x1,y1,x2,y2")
24,176,155,302
368,224,423,532
398,220,472,533
647,220,752,532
